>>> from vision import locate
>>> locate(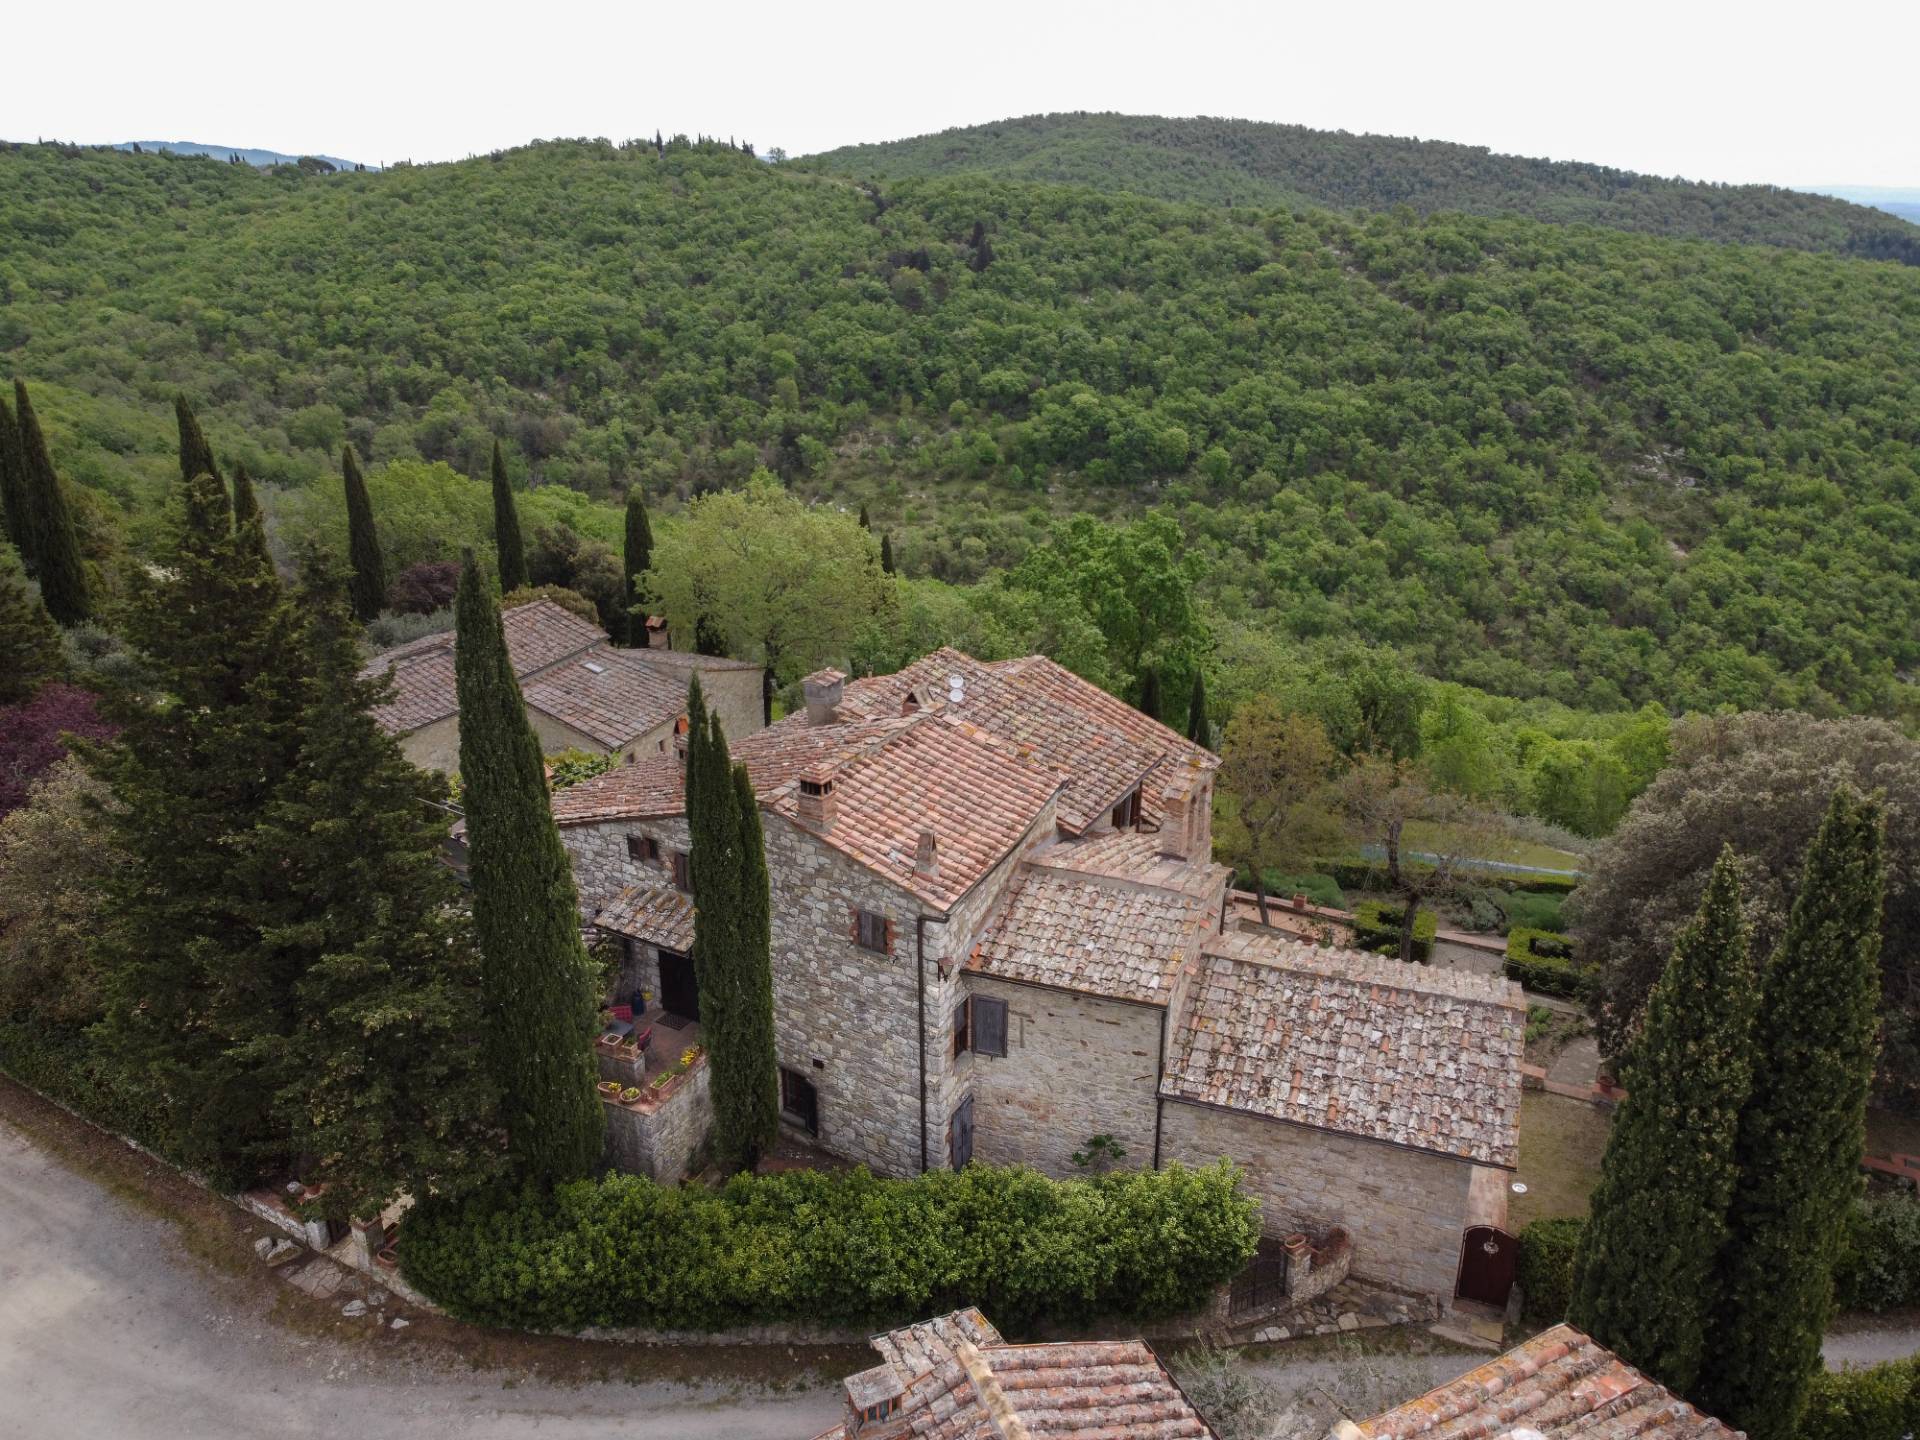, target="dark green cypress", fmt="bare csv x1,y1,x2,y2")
1569,849,1755,1394
453,549,603,1184
1697,788,1886,1440
490,440,527,596
1187,668,1210,747
174,394,222,490
880,532,895,576
341,444,386,622
857,503,870,530
0,539,64,703
722,757,779,1167
0,392,27,551
12,382,90,624
621,487,653,646
1138,666,1161,722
